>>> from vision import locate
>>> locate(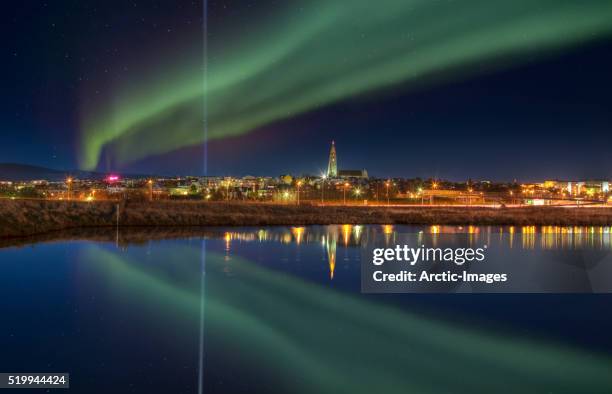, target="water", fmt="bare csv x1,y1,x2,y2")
1,225,612,393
